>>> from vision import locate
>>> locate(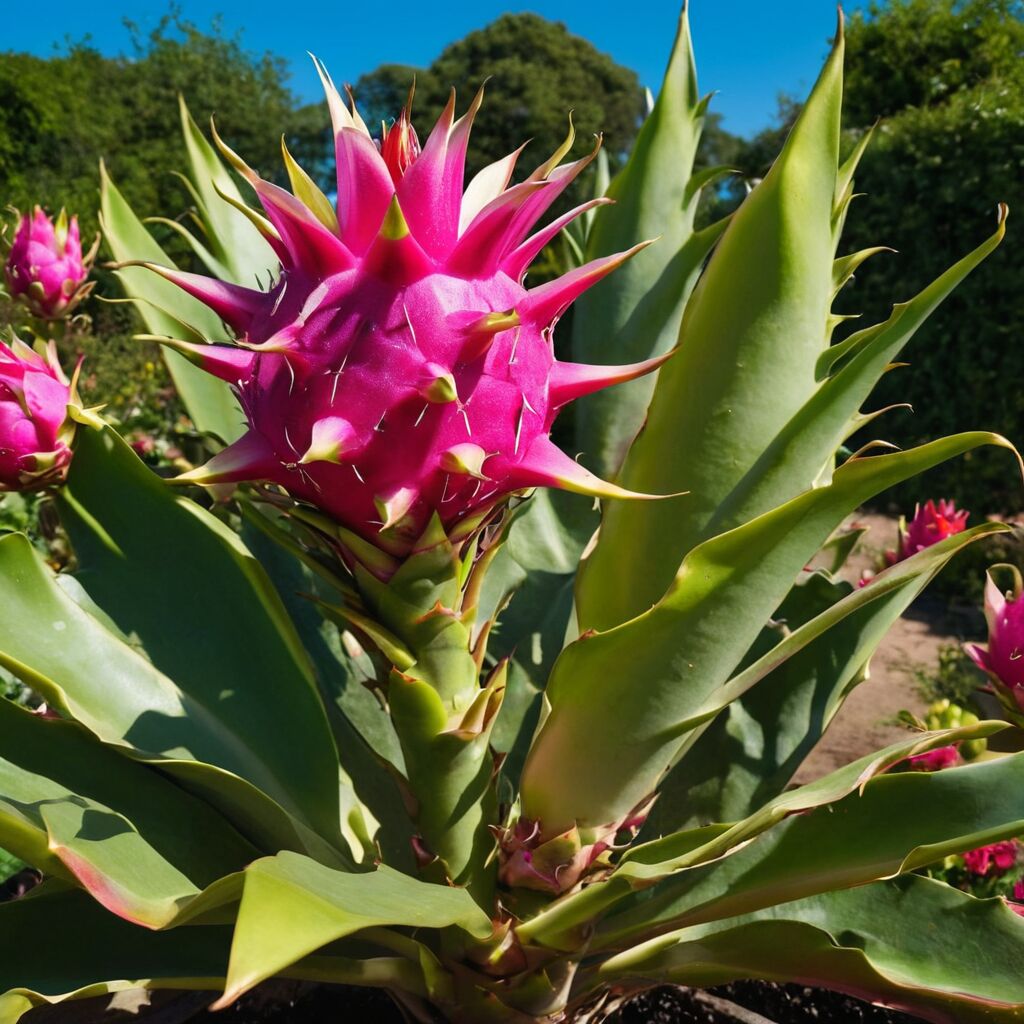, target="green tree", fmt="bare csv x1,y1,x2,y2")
839,0,1024,513
841,0,1024,124
0,13,327,242
354,14,645,181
